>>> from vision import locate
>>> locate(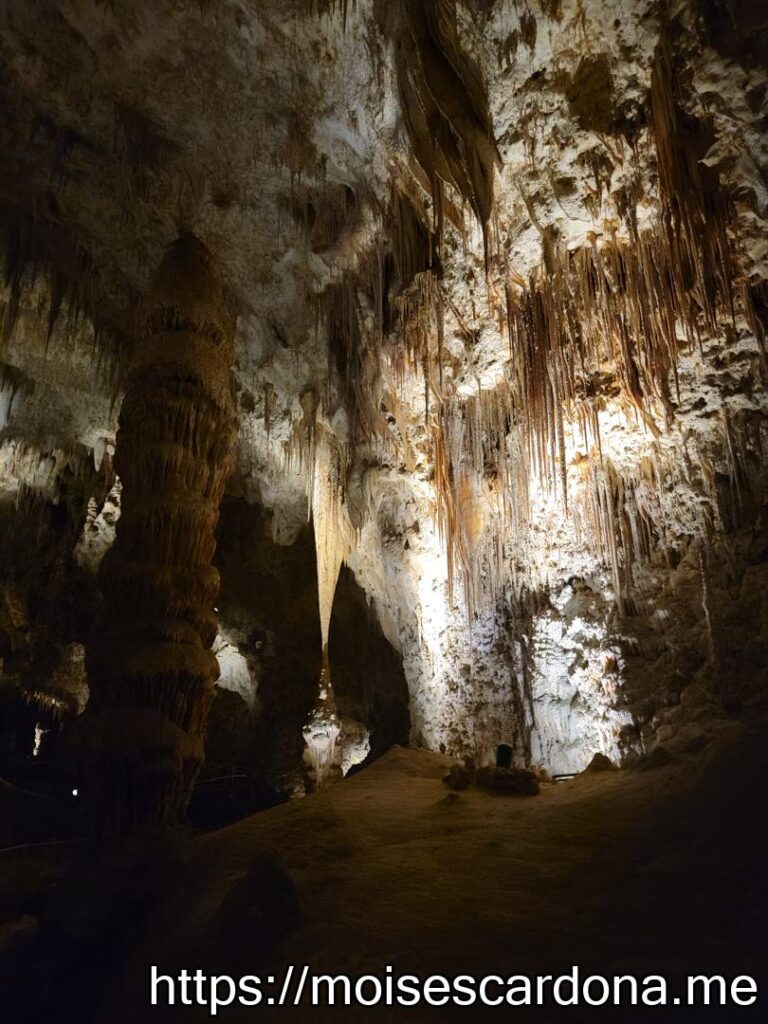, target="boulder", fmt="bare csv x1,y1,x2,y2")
636,745,680,771
585,752,618,772
475,766,539,796
442,763,474,791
